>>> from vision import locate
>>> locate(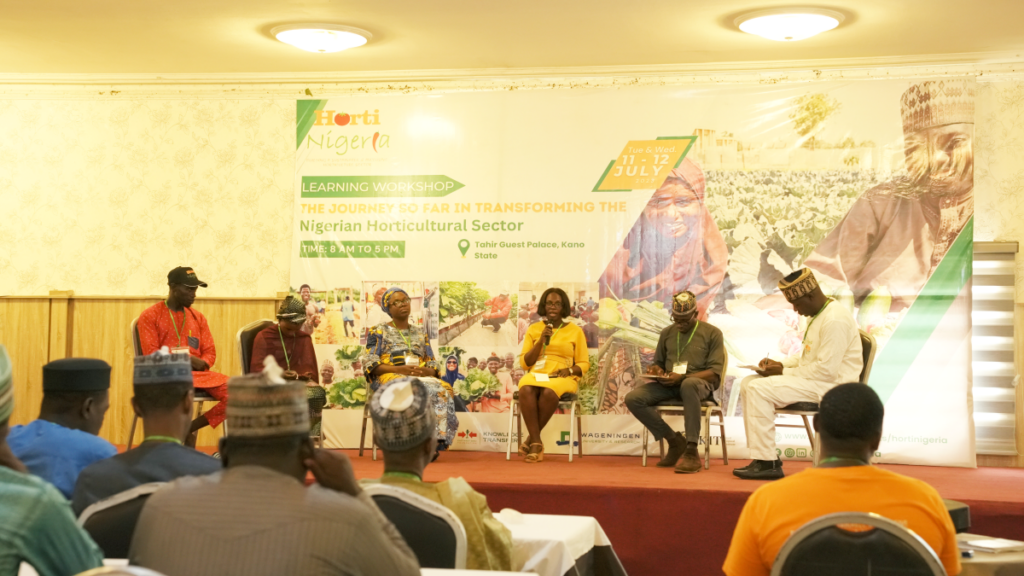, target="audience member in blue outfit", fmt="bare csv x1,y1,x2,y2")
8,357,117,498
